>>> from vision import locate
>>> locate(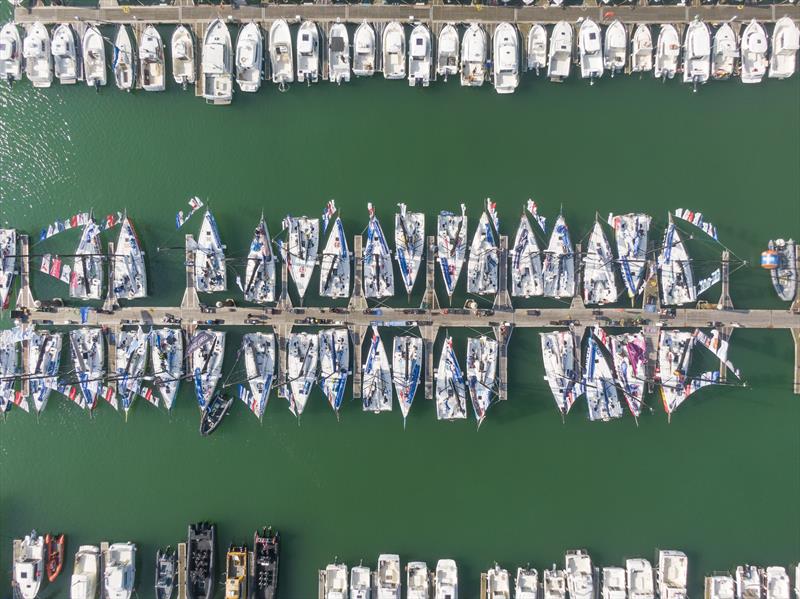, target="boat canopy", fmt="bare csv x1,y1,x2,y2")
584,31,600,53
777,29,800,52
52,37,69,57
298,32,313,55
411,36,426,58
690,34,710,56
356,35,371,53
607,28,625,49
174,39,190,60
386,31,402,53
23,37,44,58
330,35,345,53
440,35,456,53
238,41,257,68
203,43,225,73
0,41,12,61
